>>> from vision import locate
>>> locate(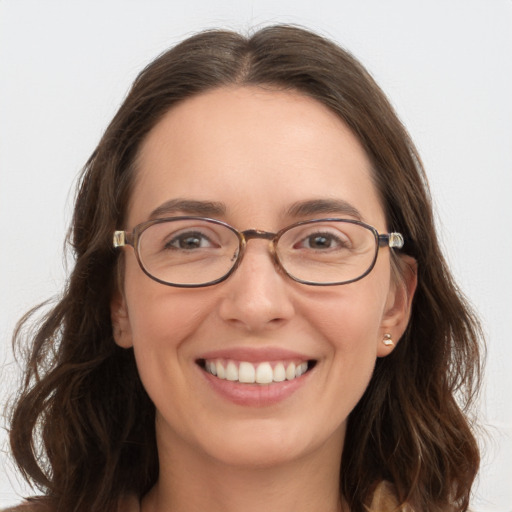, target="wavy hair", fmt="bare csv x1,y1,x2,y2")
8,25,482,512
